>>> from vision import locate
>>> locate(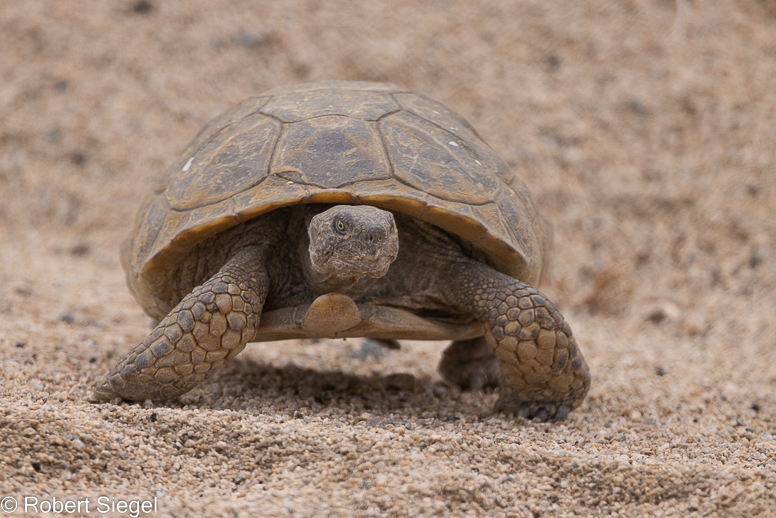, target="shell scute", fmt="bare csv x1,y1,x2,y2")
166,114,281,210
153,96,270,194
270,116,391,188
262,89,399,122
379,111,499,205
